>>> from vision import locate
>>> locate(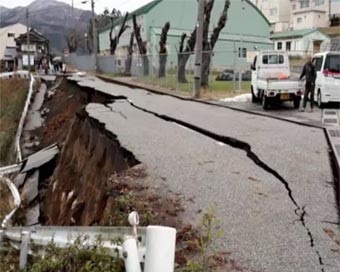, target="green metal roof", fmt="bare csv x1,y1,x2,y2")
270,29,317,39
245,0,271,26
99,0,270,34
152,27,272,44
99,0,163,33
